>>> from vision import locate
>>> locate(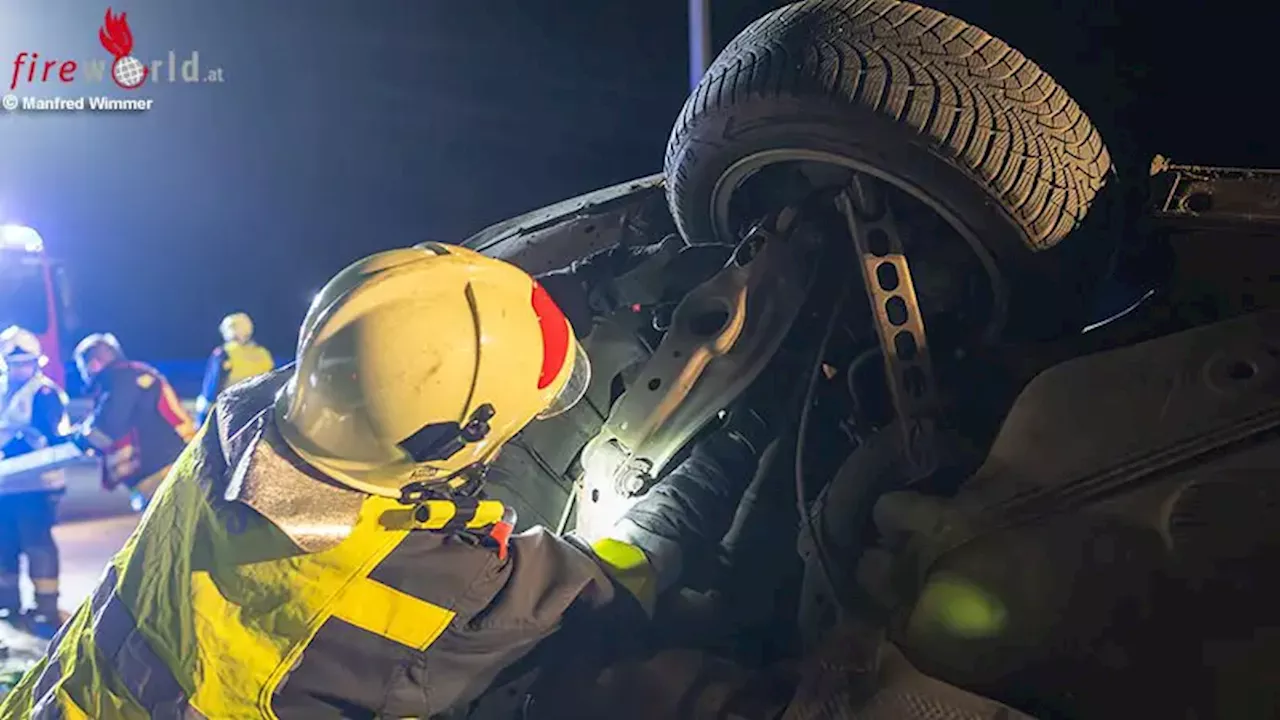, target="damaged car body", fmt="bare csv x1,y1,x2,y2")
454,1,1280,718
